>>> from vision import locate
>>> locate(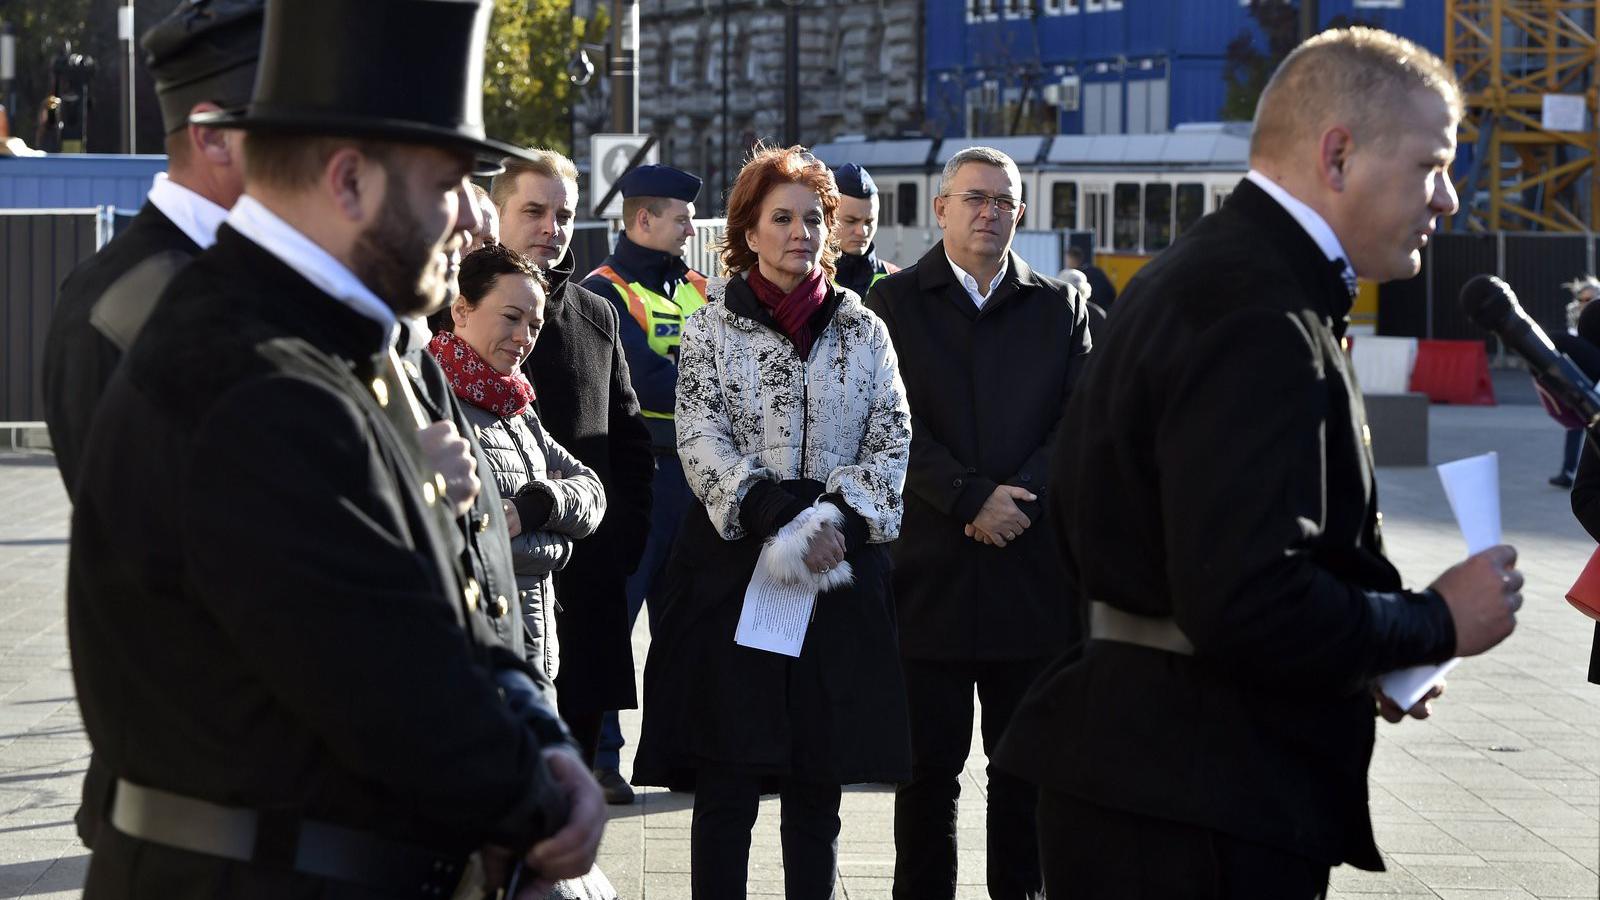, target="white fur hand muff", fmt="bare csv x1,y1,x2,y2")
764,501,855,592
